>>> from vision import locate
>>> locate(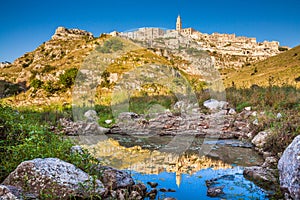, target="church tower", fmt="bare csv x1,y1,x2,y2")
176,15,182,32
